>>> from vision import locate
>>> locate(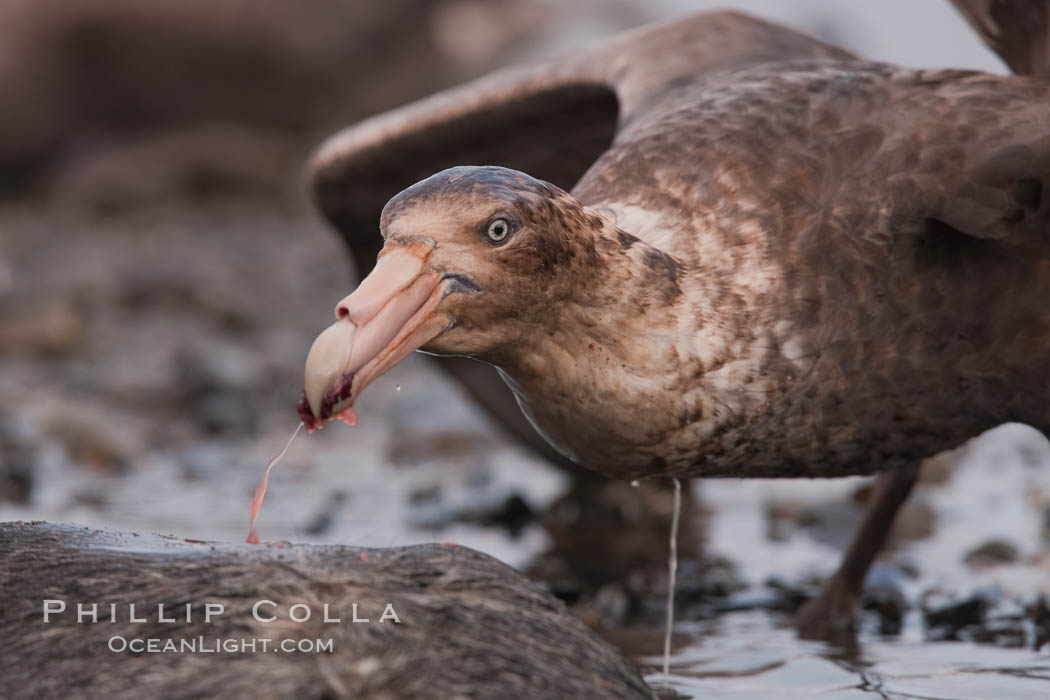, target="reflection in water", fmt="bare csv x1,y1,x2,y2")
638,610,1049,699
